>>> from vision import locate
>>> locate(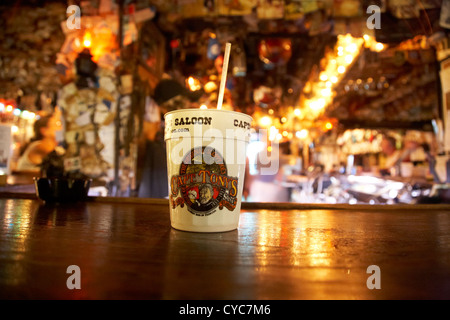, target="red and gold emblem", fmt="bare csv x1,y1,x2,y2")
169,146,238,216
